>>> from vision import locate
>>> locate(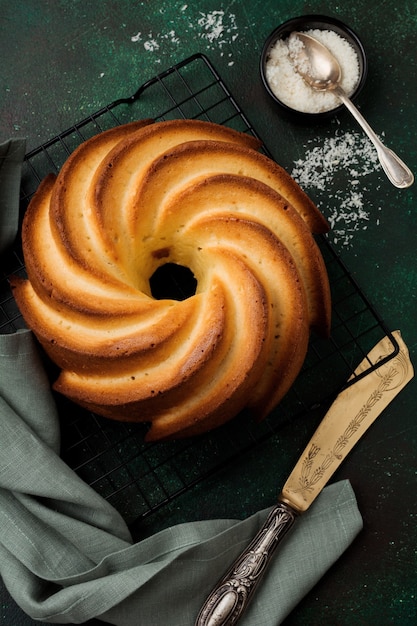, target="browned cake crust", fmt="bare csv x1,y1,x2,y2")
12,119,331,440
